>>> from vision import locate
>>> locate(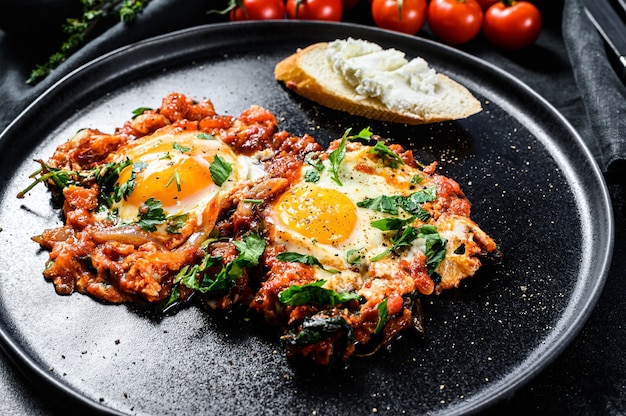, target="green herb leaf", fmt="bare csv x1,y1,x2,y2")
410,174,424,185
347,126,375,144
304,152,325,171
374,298,389,335
282,315,354,349
368,141,405,167
357,195,403,215
357,186,437,220
197,133,216,140
329,129,350,186
232,233,266,268
95,158,135,208
17,162,82,198
165,213,188,234
176,233,266,295
418,225,448,275
371,225,419,262
210,154,233,186
242,198,263,204
165,171,181,192
276,252,339,273
161,284,180,312
346,248,363,265
304,169,320,183
278,280,361,307
27,0,152,85
173,142,192,153
131,107,152,119
370,216,416,232
136,197,166,232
